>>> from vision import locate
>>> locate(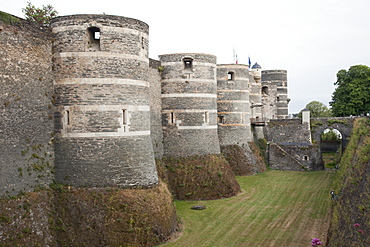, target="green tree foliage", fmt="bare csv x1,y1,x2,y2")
298,101,332,118
22,1,58,26
321,129,341,141
330,65,370,117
